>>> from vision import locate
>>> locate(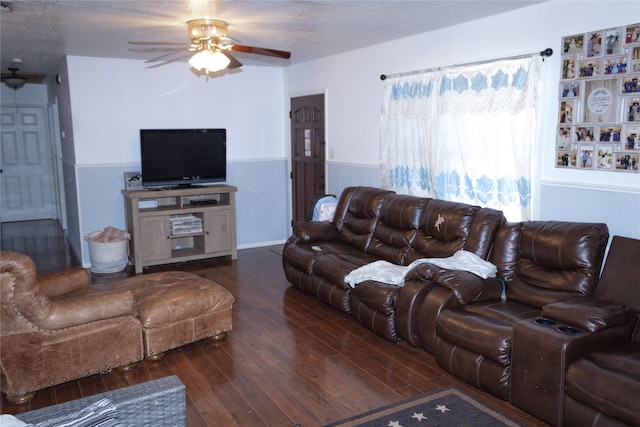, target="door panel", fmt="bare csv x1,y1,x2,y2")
290,94,325,224
1,107,57,222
